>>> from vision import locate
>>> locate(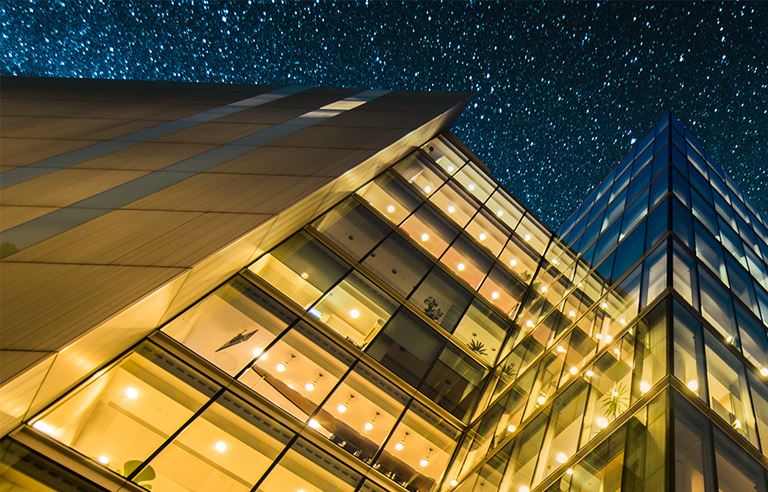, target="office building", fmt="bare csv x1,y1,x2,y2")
1,78,766,492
